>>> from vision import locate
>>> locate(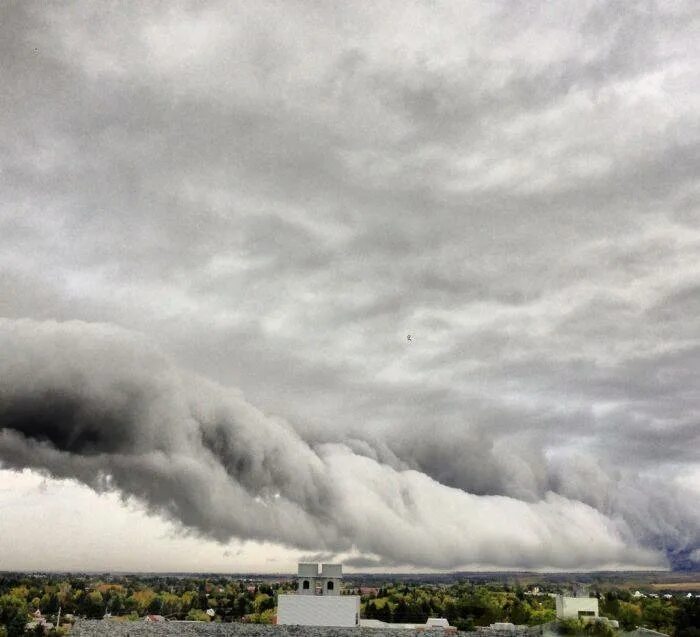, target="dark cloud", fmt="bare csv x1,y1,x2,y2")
0,319,667,569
